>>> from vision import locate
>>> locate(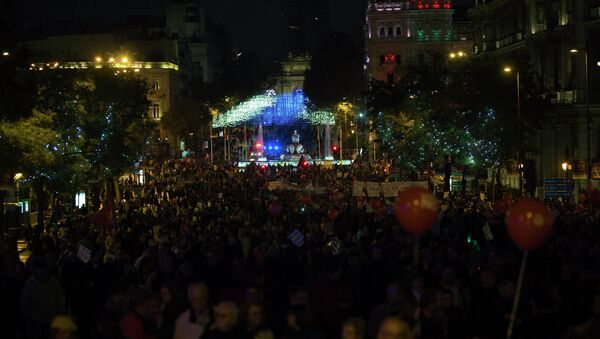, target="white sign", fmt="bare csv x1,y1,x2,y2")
352,181,428,197
77,244,92,263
